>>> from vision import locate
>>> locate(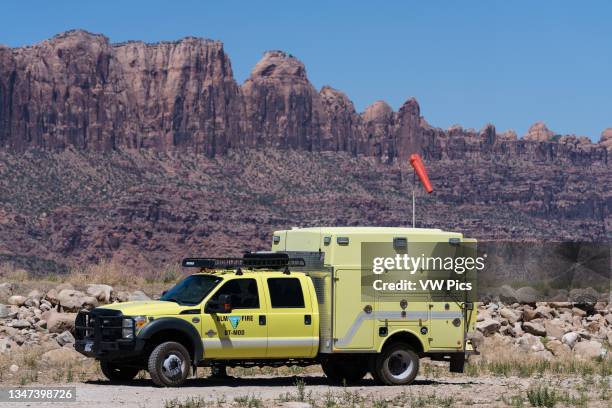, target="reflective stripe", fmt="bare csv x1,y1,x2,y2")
335,310,463,347
203,337,316,349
